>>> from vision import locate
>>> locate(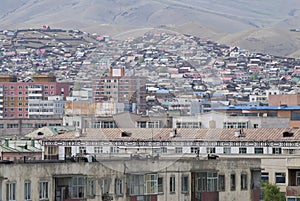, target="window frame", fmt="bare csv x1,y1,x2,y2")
218,174,225,191
39,181,49,200
24,180,31,201
275,172,286,184
115,178,123,196
6,182,16,201
261,172,269,182
181,175,189,193
170,175,176,193
241,173,248,190
230,174,236,191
